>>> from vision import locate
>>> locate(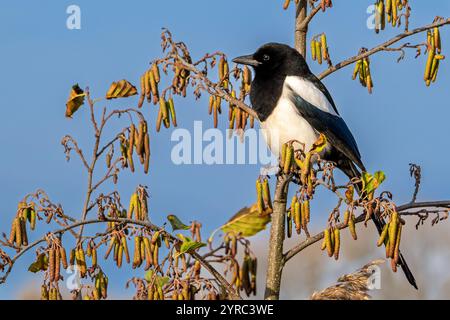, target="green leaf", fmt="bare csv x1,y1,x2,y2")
144,270,154,282
220,203,271,237
177,234,188,242
361,171,386,196
144,270,170,287
156,276,170,288
167,214,190,231
179,239,206,255
374,171,386,185
28,253,48,273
